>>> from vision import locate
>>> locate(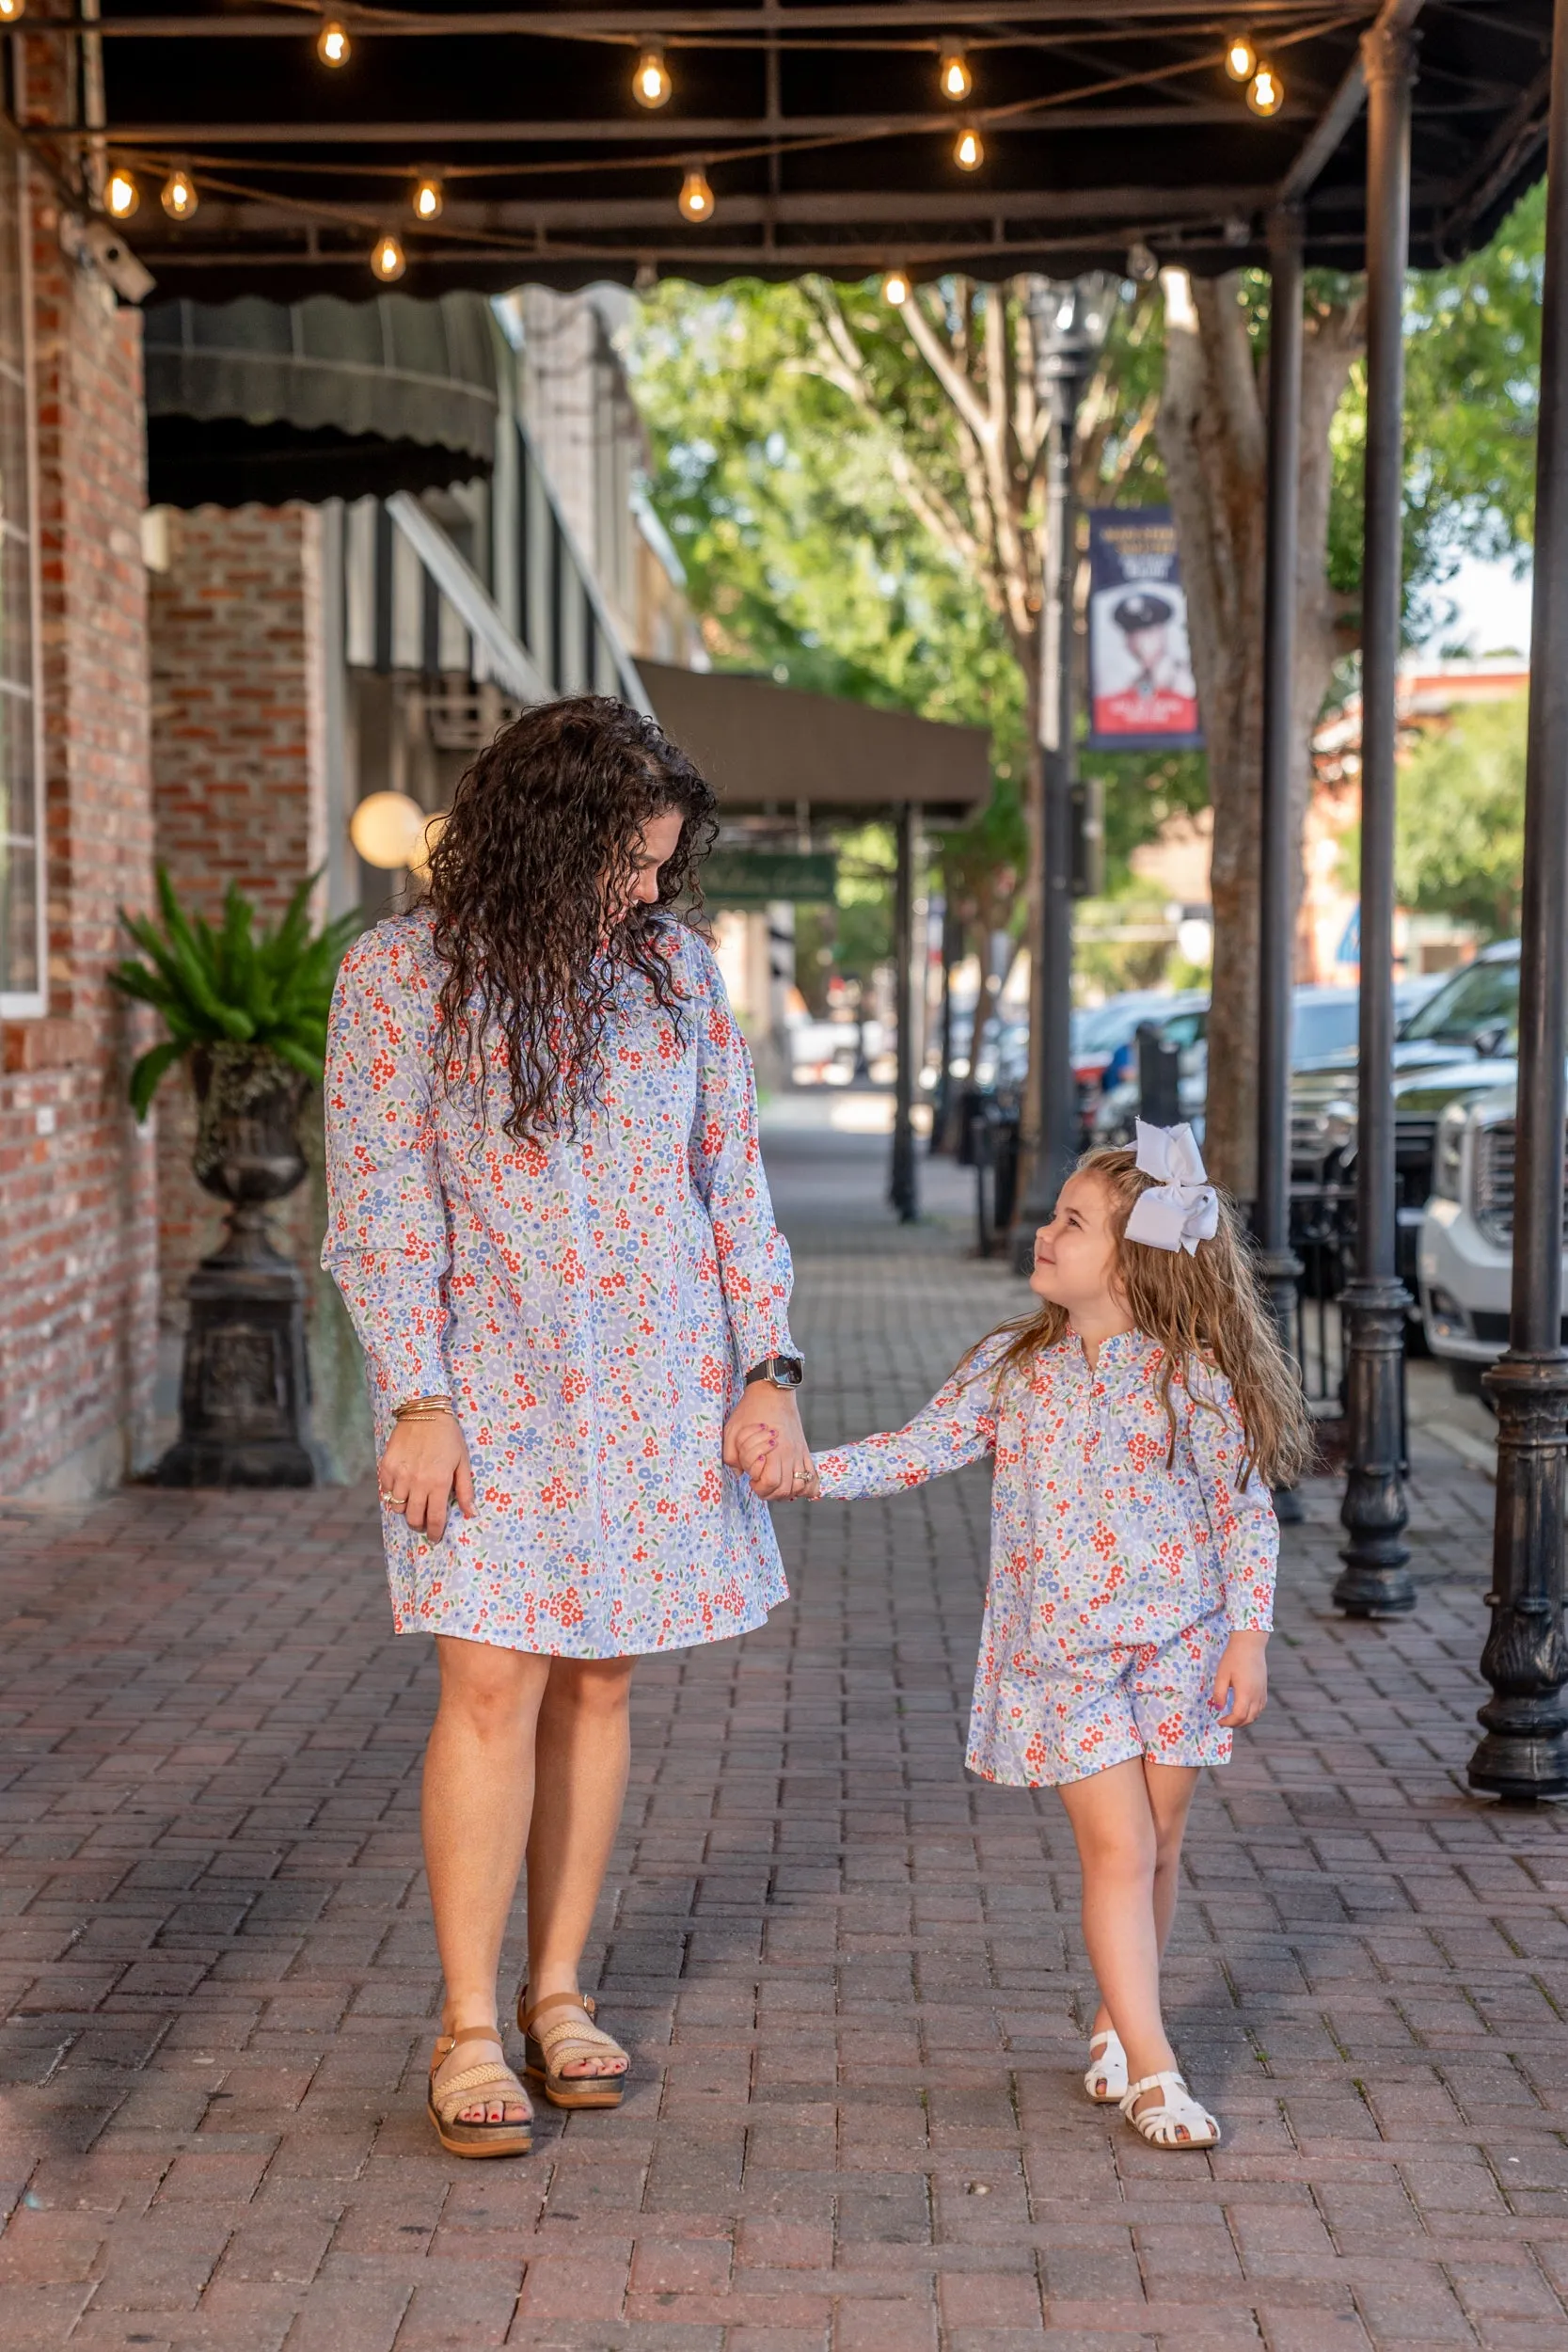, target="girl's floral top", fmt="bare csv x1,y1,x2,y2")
322,907,796,1658
813,1324,1276,1661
